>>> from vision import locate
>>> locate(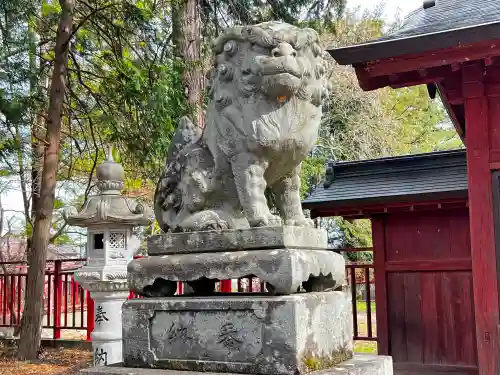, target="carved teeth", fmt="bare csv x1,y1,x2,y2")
316,64,325,79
